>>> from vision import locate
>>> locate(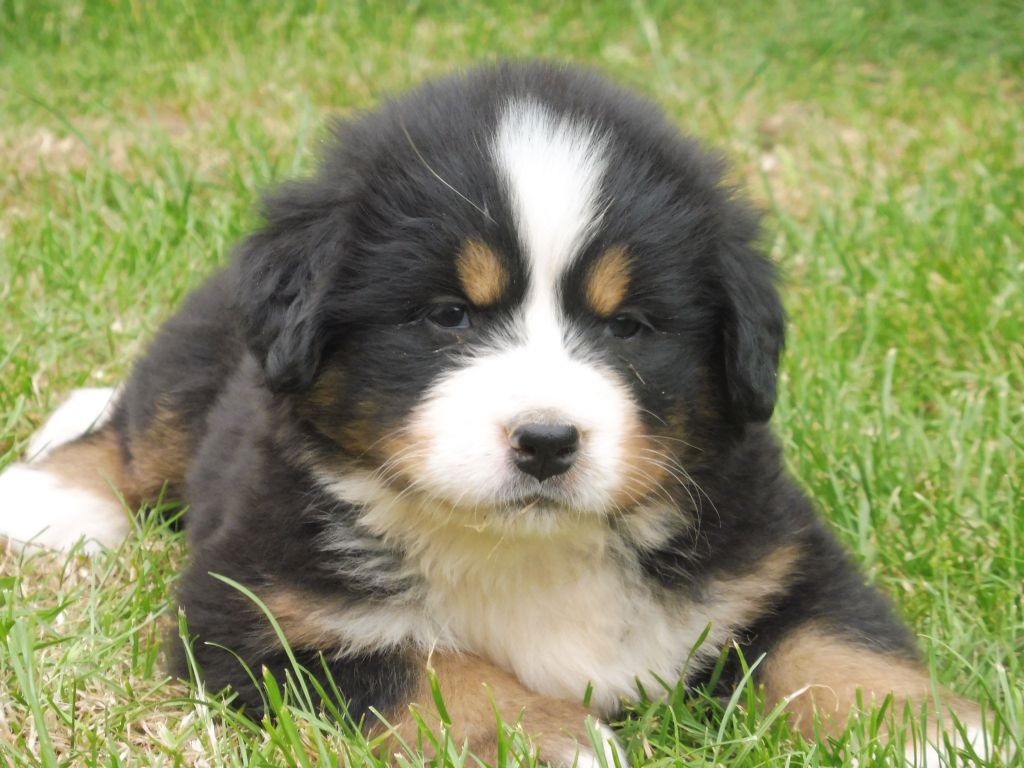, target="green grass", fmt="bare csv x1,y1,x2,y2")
1,0,1021,765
